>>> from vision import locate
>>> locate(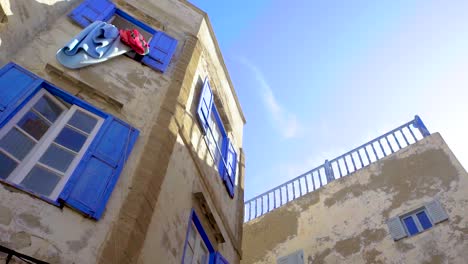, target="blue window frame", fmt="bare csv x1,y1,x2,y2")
182,210,230,264
402,209,433,236
196,78,237,198
0,62,139,220
68,0,178,73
